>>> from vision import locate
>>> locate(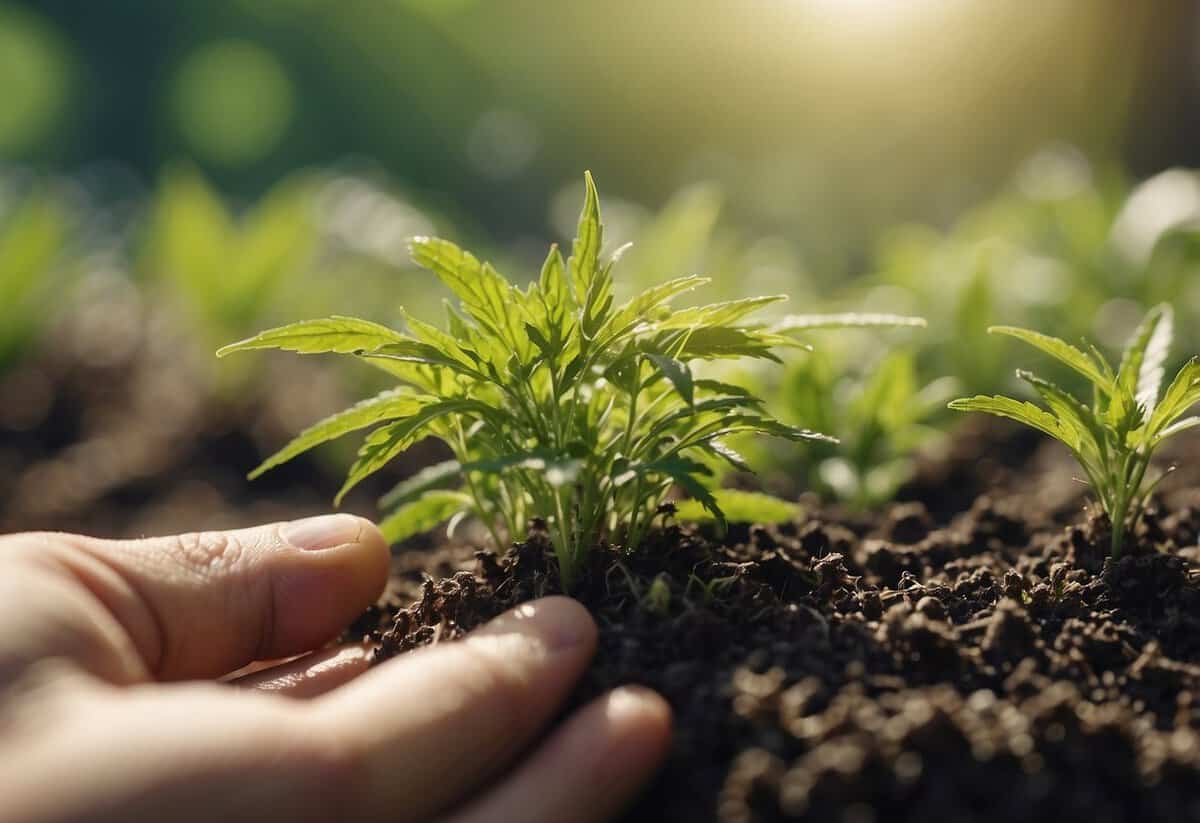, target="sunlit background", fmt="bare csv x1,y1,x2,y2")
3,0,1200,536
9,2,1199,261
